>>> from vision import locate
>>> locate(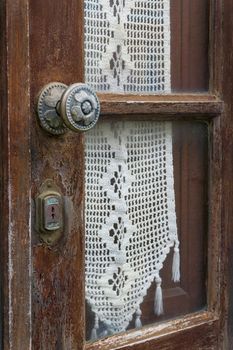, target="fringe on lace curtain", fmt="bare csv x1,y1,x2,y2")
84,0,180,338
